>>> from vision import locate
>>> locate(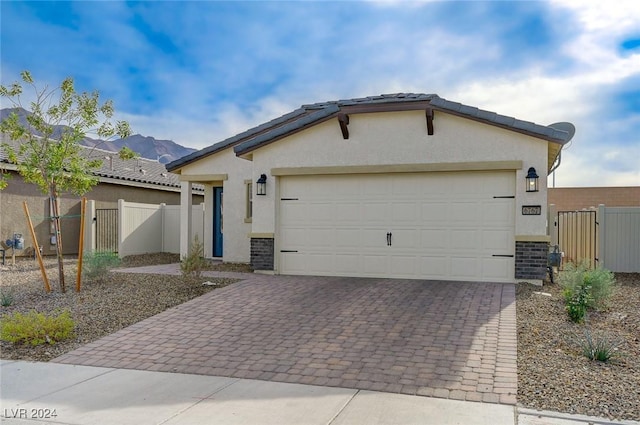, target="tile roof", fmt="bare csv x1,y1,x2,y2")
0,132,202,192
163,93,575,171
